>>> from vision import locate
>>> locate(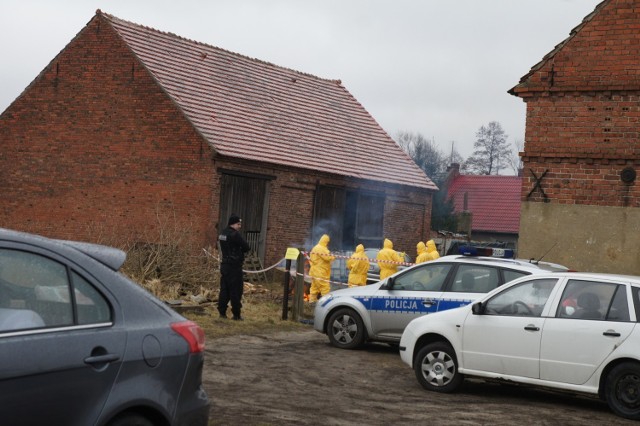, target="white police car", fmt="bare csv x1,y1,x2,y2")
399,271,640,420
313,254,567,349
